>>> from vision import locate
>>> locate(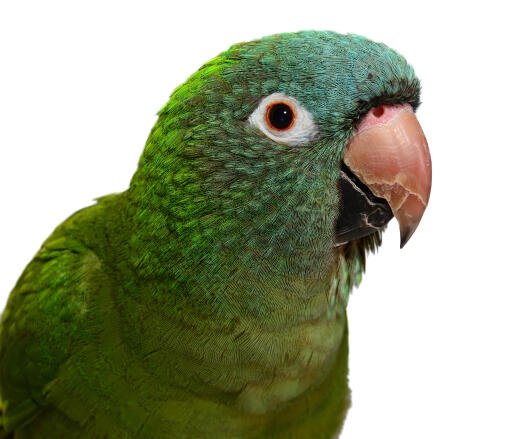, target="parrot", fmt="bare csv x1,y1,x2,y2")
0,31,431,439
